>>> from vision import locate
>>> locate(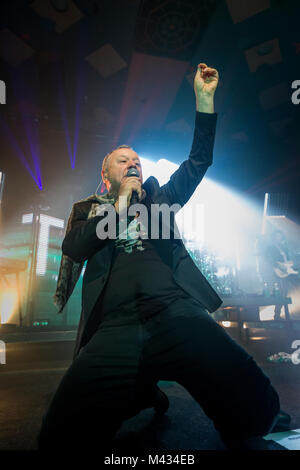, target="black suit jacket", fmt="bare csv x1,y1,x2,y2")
62,112,222,358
